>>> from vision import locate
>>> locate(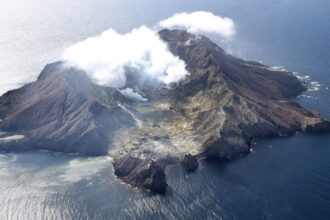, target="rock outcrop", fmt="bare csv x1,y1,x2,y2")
182,154,199,172
113,155,167,193
0,29,329,192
